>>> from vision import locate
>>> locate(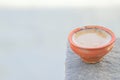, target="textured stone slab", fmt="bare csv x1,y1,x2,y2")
65,38,120,80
